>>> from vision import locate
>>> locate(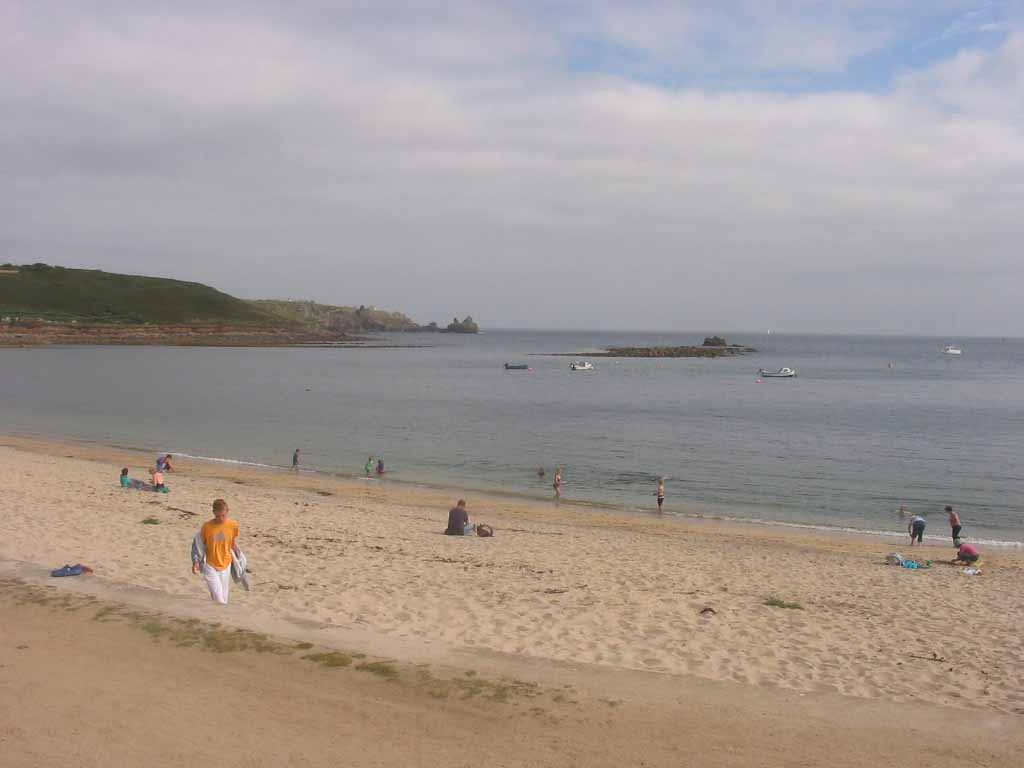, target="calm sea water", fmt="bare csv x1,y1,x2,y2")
2,331,1022,544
